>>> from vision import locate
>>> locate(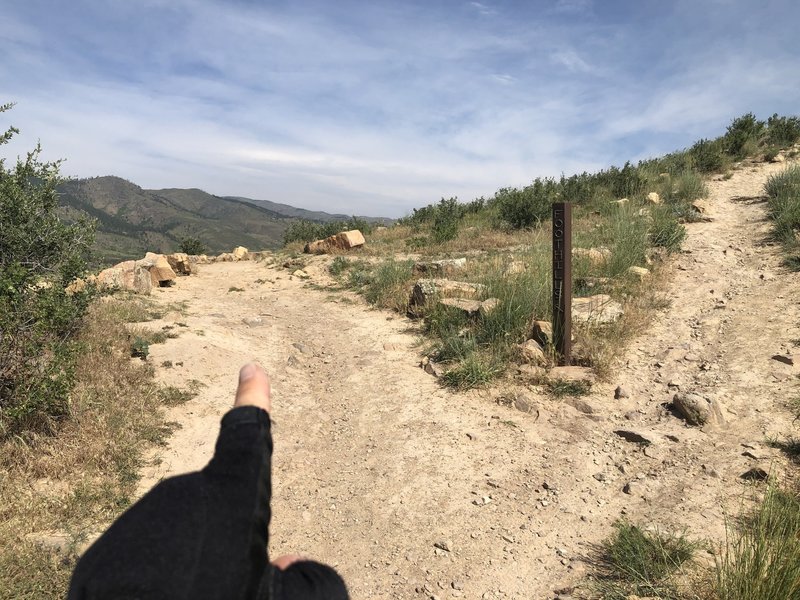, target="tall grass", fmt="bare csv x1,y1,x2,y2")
764,165,800,269
715,485,800,600
0,298,188,598
592,521,697,600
